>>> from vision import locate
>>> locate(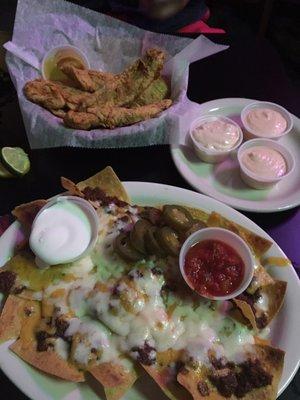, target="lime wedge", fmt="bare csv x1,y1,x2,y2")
0,147,30,177
0,161,14,178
